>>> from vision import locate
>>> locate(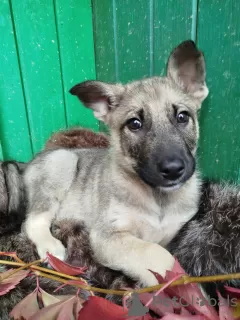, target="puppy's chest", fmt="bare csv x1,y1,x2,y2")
136,205,195,247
